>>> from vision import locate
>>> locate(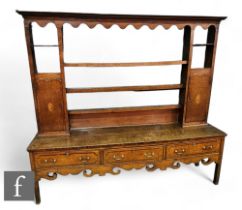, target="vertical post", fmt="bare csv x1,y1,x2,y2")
24,20,41,131
57,24,70,133
178,26,194,125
